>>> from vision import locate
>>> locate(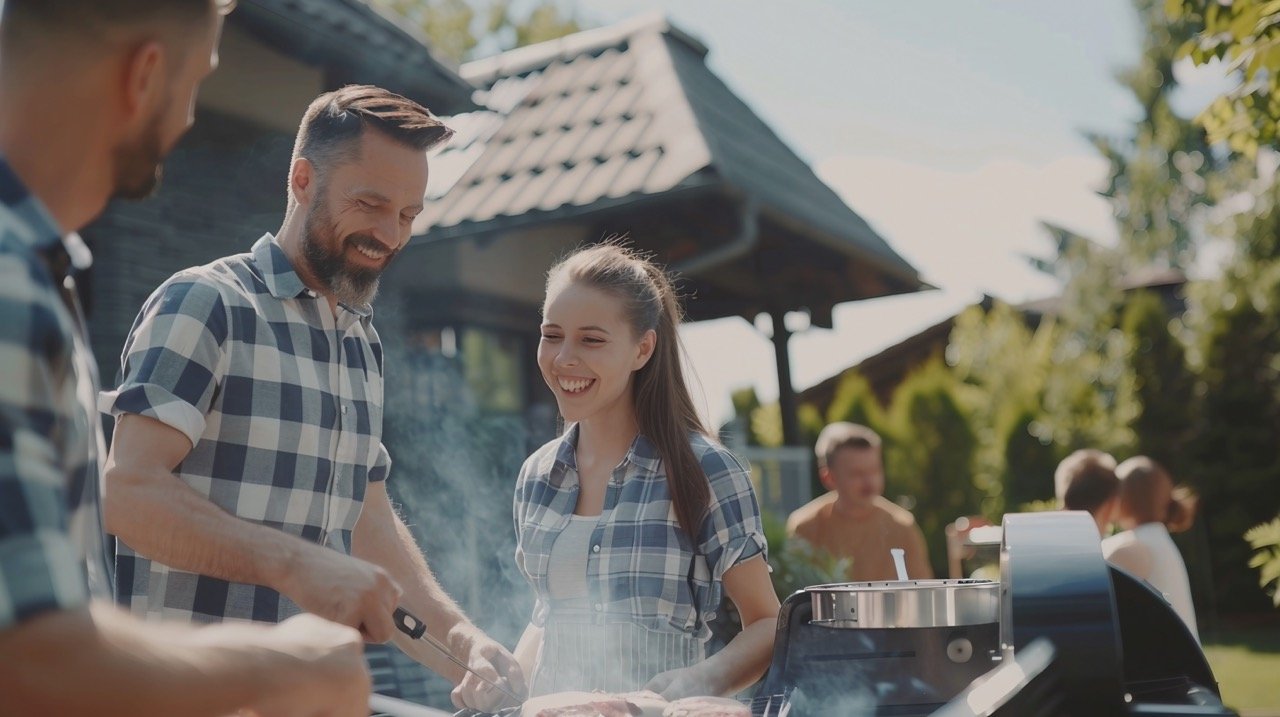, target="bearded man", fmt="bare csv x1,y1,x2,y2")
101,85,524,712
